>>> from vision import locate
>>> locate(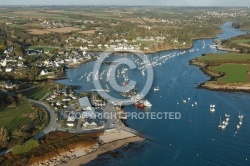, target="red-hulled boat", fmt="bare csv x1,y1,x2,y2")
135,102,144,108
